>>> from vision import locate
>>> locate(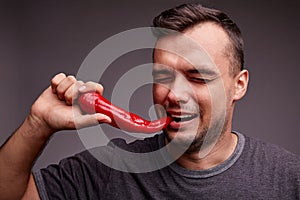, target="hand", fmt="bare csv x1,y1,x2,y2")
28,73,111,137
